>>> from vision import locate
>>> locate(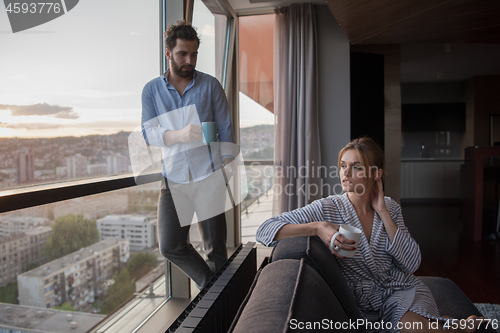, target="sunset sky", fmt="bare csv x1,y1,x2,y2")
0,0,272,139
